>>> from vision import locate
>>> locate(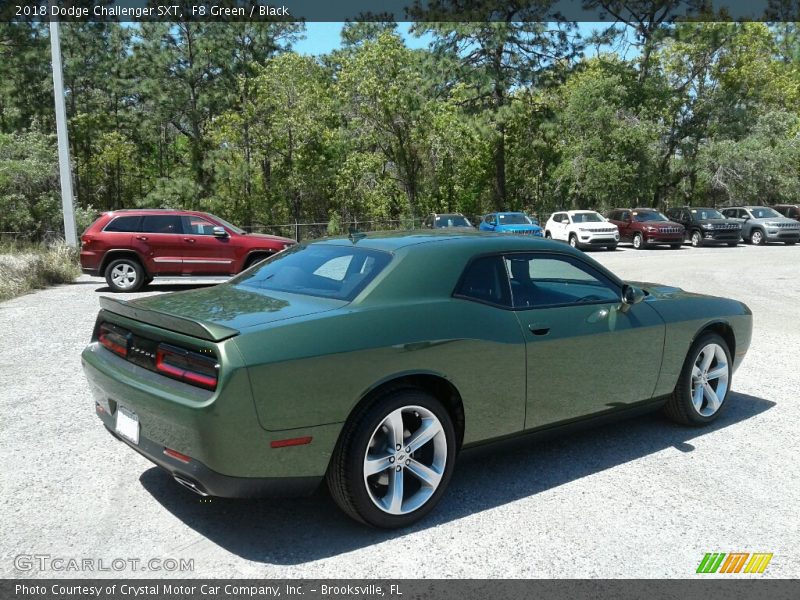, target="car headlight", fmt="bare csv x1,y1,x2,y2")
644,226,657,232
702,223,714,230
